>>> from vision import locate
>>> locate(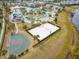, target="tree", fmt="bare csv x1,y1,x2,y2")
8,55,17,59
54,18,57,24
34,35,39,40
6,23,15,31
23,25,27,30
0,49,7,56
53,0,64,2
0,18,2,31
